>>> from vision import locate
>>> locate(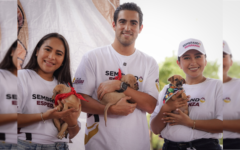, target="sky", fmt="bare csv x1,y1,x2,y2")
120,0,240,79
223,0,240,62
